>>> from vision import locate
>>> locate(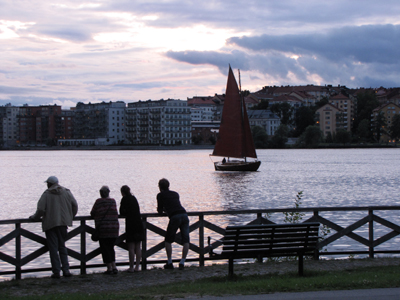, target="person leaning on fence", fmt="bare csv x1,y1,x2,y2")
119,185,145,273
90,186,119,275
157,178,190,270
29,176,78,279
